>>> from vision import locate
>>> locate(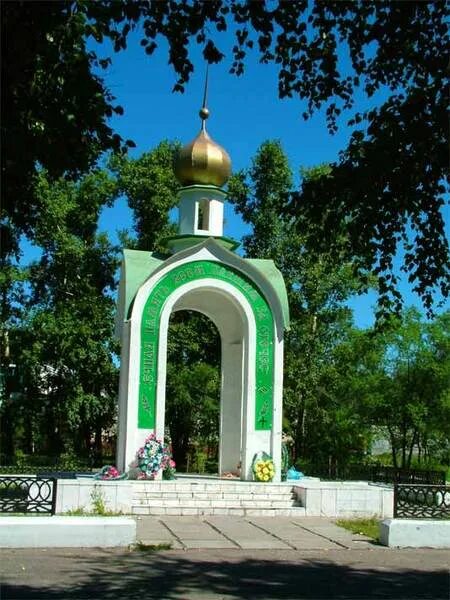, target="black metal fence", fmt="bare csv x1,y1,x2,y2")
394,484,450,519
0,476,57,515
305,463,446,485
